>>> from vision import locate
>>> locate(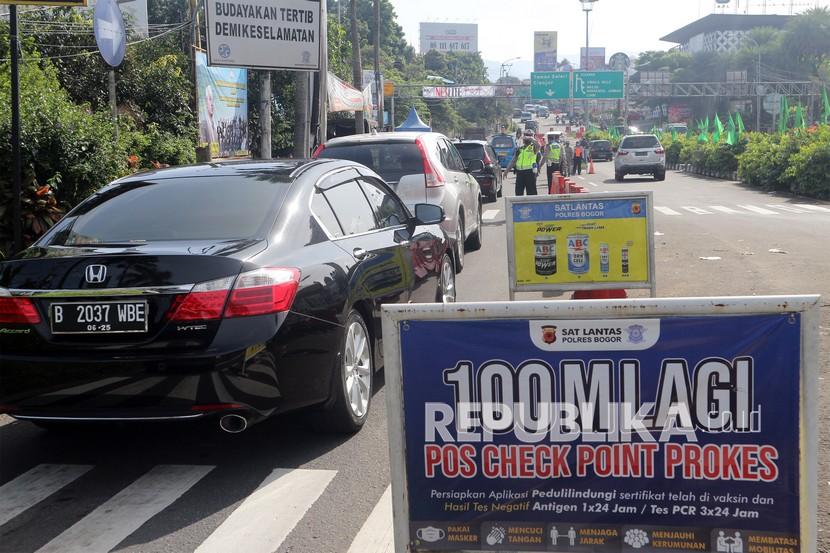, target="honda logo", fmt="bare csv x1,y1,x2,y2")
85,264,107,284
